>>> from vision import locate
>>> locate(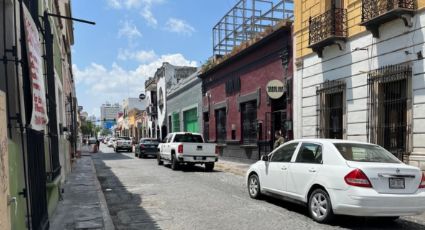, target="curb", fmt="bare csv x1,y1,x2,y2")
88,155,115,230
